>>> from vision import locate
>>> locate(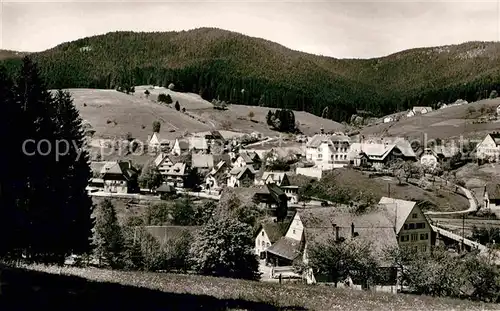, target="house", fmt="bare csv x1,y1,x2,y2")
171,138,189,156
383,116,394,123
155,182,176,199
255,221,289,259
380,137,417,161
349,143,405,170
406,110,415,118
258,172,291,187
164,162,187,188
227,165,256,187
191,154,214,170
100,161,138,194
420,148,439,168
189,135,209,153
154,152,175,175
483,184,500,211
281,185,300,204
420,146,460,167
475,132,500,162
205,160,228,190
233,151,261,170
496,104,500,116
379,197,432,254
412,106,433,115
305,134,350,170
253,183,289,219
266,207,398,284
148,132,171,153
